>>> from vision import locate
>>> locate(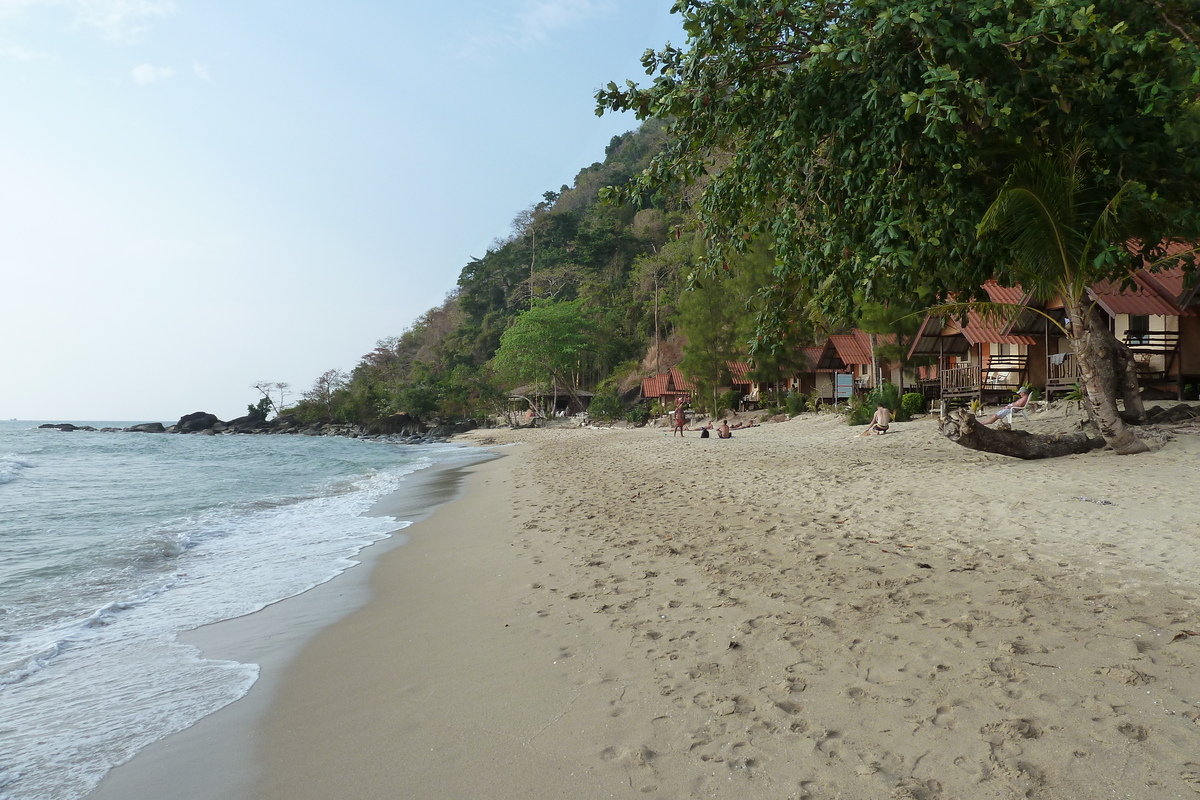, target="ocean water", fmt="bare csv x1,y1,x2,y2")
0,420,480,800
